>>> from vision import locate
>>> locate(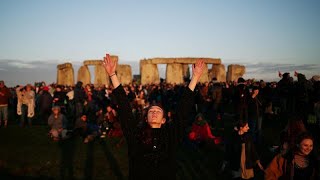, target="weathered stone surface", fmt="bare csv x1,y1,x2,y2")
199,64,209,83
226,64,246,82
182,64,190,79
57,63,73,69
83,60,103,66
142,58,221,65
140,60,160,85
57,63,74,86
94,64,109,86
77,65,91,85
84,56,118,66
209,64,226,82
116,64,132,85
166,64,184,84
